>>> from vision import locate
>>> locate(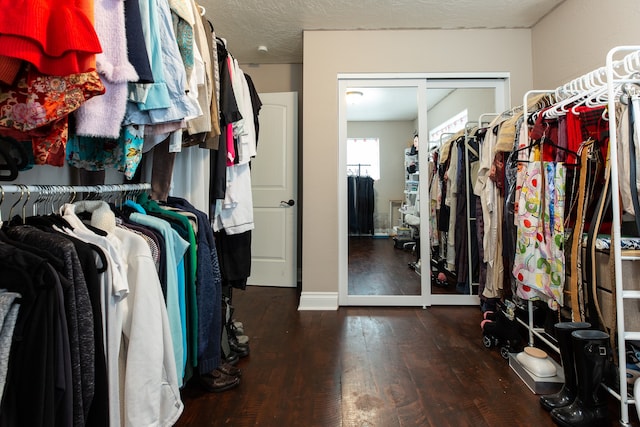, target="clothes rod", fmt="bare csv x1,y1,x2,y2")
553,49,640,101
0,183,152,194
